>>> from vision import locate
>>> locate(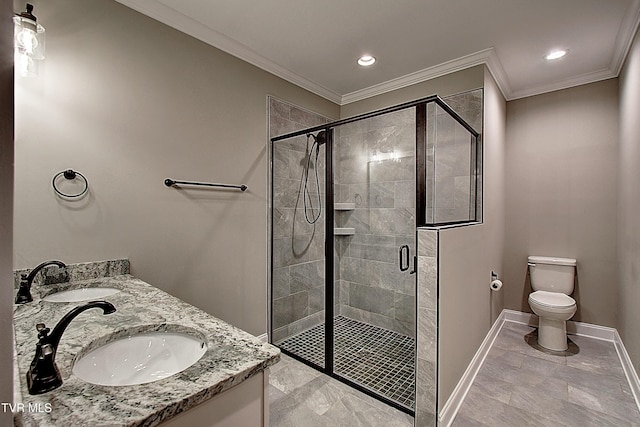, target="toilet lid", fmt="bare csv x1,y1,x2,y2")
529,291,575,308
